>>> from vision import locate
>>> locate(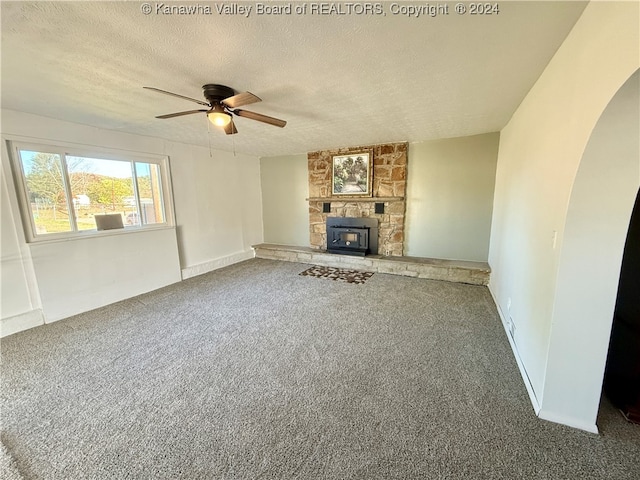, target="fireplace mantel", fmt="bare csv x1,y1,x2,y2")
306,197,403,203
